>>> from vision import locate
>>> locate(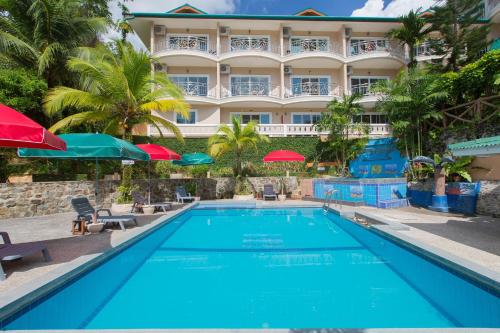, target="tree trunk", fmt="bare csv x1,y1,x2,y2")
434,166,446,196
235,150,241,177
